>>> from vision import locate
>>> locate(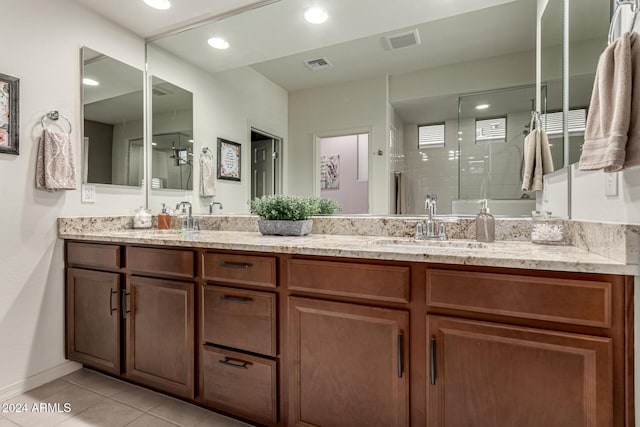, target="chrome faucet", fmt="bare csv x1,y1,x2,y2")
415,193,447,240
176,201,198,231
209,201,223,214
